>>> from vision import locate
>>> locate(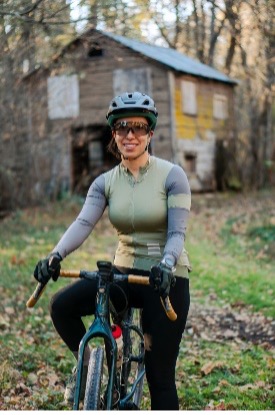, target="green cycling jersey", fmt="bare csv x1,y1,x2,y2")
53,156,191,277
